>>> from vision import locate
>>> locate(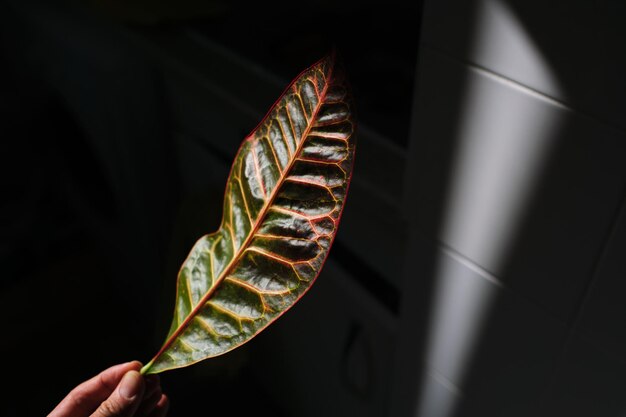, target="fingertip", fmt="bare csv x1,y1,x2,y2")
157,394,169,411
150,394,169,417
119,370,144,401
98,361,142,391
